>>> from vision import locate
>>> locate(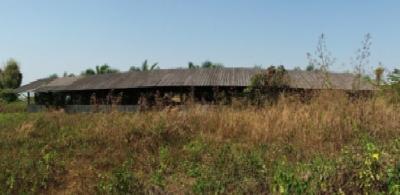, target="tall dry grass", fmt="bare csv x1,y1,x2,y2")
78,91,399,156
1,91,400,194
